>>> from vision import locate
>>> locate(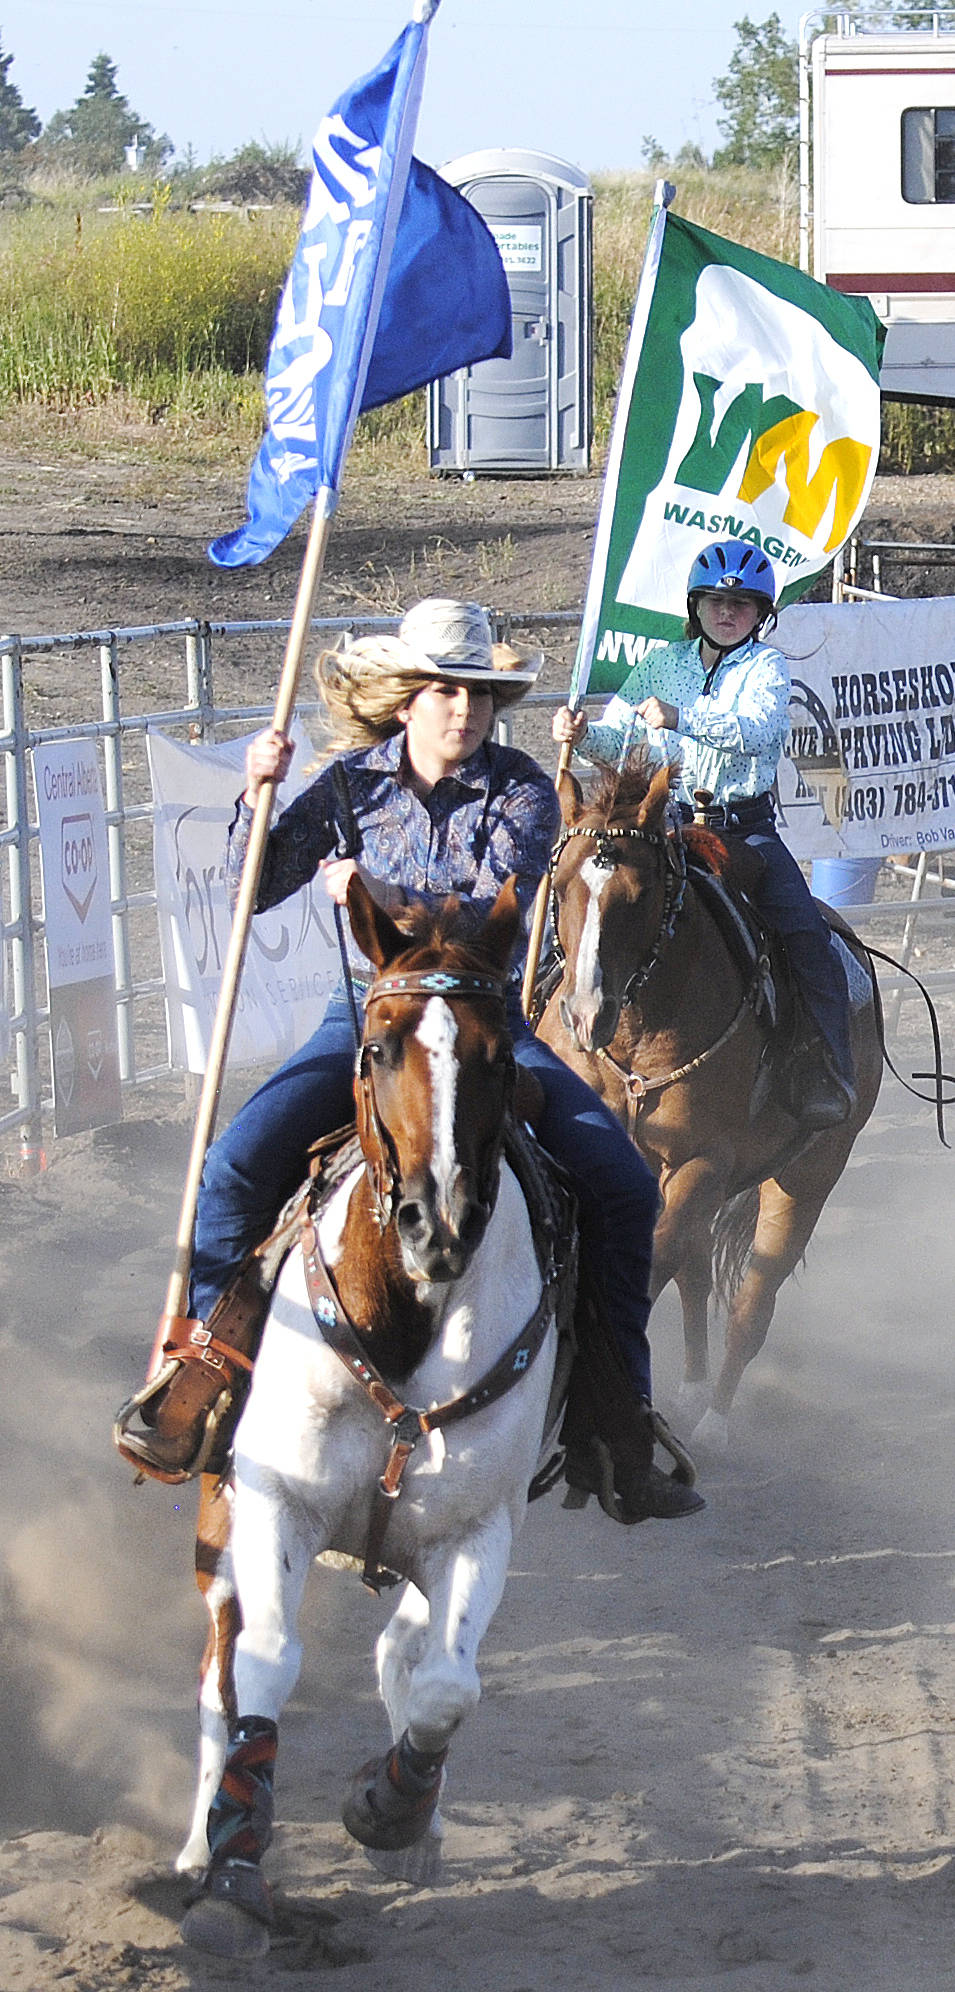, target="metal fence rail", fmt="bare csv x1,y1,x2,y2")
0,610,584,1163
1,604,952,1164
